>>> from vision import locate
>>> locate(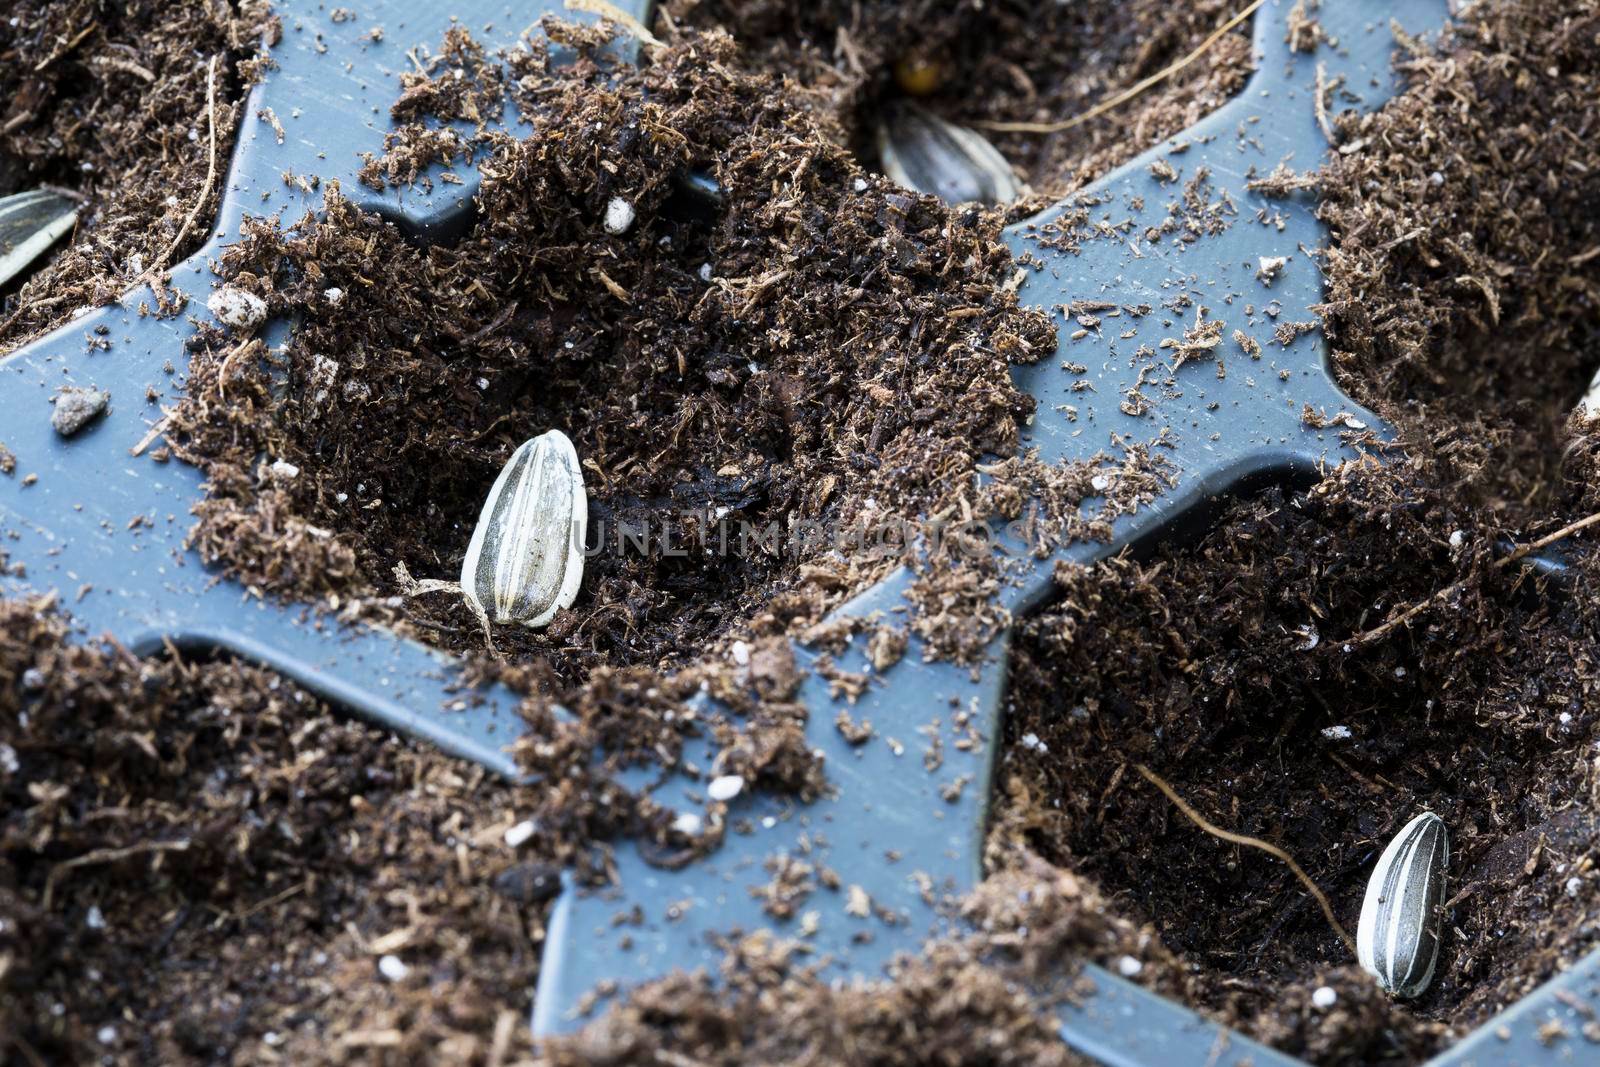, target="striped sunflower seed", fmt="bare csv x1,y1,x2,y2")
460,430,587,629
1356,811,1448,997
0,188,78,289
1579,365,1600,420
876,101,1021,207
